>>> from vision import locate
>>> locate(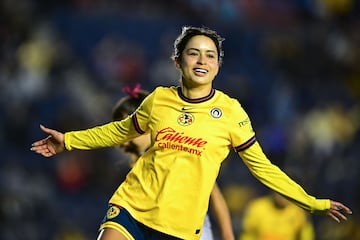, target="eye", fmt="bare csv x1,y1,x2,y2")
189,51,198,56
207,54,216,59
